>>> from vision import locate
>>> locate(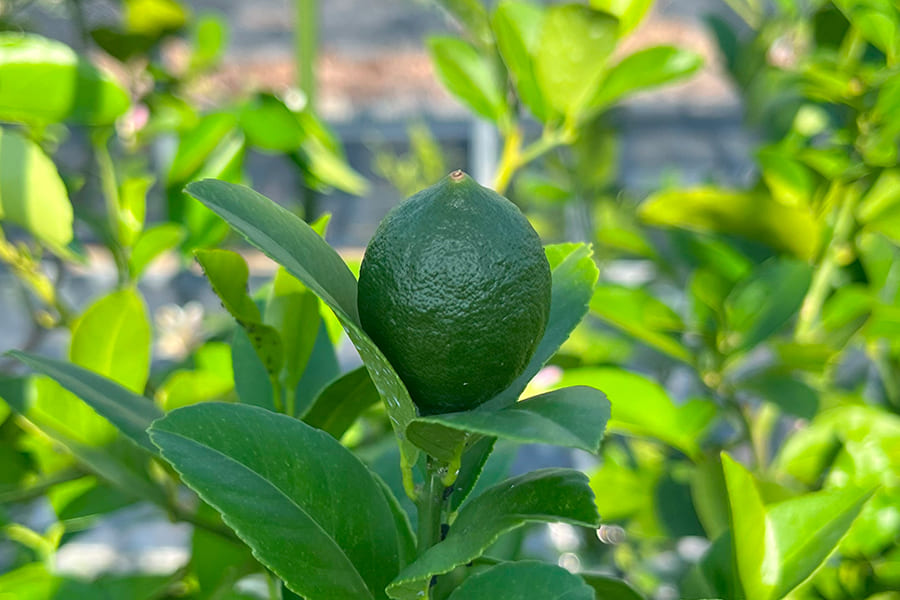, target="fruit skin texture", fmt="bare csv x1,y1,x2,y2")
358,171,551,415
